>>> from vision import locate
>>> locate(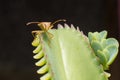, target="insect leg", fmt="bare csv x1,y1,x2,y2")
46,31,54,39
31,30,44,38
